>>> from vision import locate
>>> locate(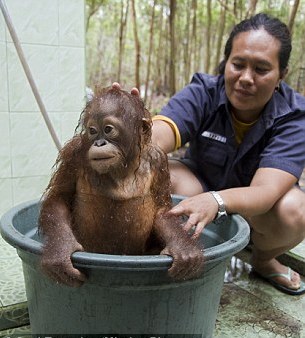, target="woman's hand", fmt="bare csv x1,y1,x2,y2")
169,192,219,238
